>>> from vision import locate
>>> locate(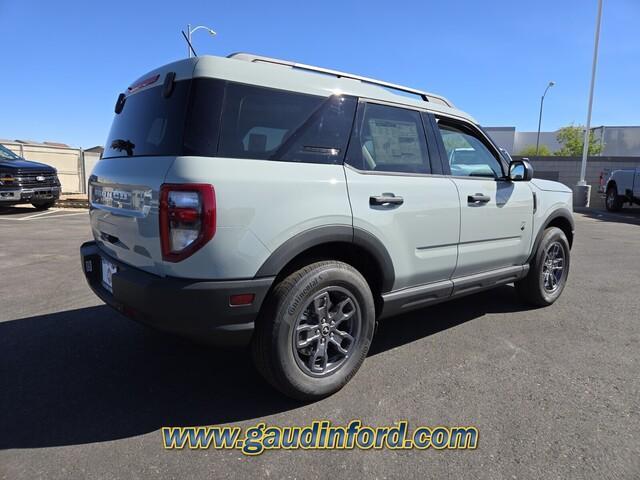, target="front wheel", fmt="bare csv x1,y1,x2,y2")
252,261,375,401
605,186,623,212
516,227,570,307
